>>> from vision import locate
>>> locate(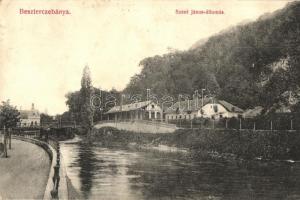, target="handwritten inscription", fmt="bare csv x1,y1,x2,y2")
176,9,224,15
